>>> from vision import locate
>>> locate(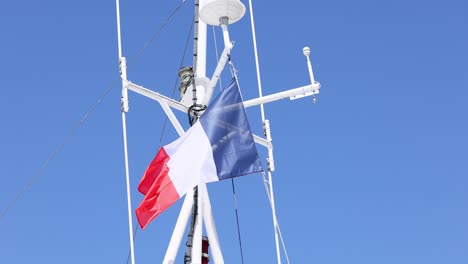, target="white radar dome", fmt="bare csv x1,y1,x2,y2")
199,0,246,26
